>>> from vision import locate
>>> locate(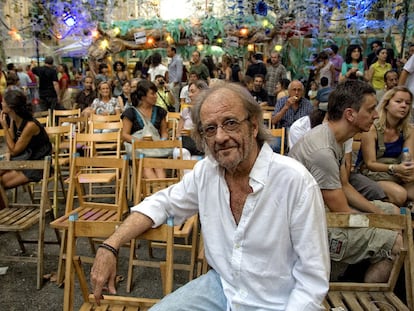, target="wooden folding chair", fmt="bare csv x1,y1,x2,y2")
50,155,129,285
35,116,50,127
52,108,81,127
167,112,181,140
127,157,199,292
33,109,51,126
0,157,60,289
180,103,193,112
89,113,121,123
323,211,414,310
58,115,89,134
128,139,182,202
64,217,174,311
262,111,273,129
45,125,72,216
270,127,286,155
